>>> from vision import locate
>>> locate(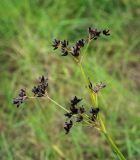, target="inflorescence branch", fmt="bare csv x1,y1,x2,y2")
13,26,126,160
13,76,100,134
52,27,110,63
